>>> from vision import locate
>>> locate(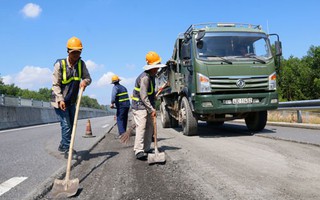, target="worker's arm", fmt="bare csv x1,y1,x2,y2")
140,76,155,114
52,61,64,107
80,60,92,88
110,86,117,109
